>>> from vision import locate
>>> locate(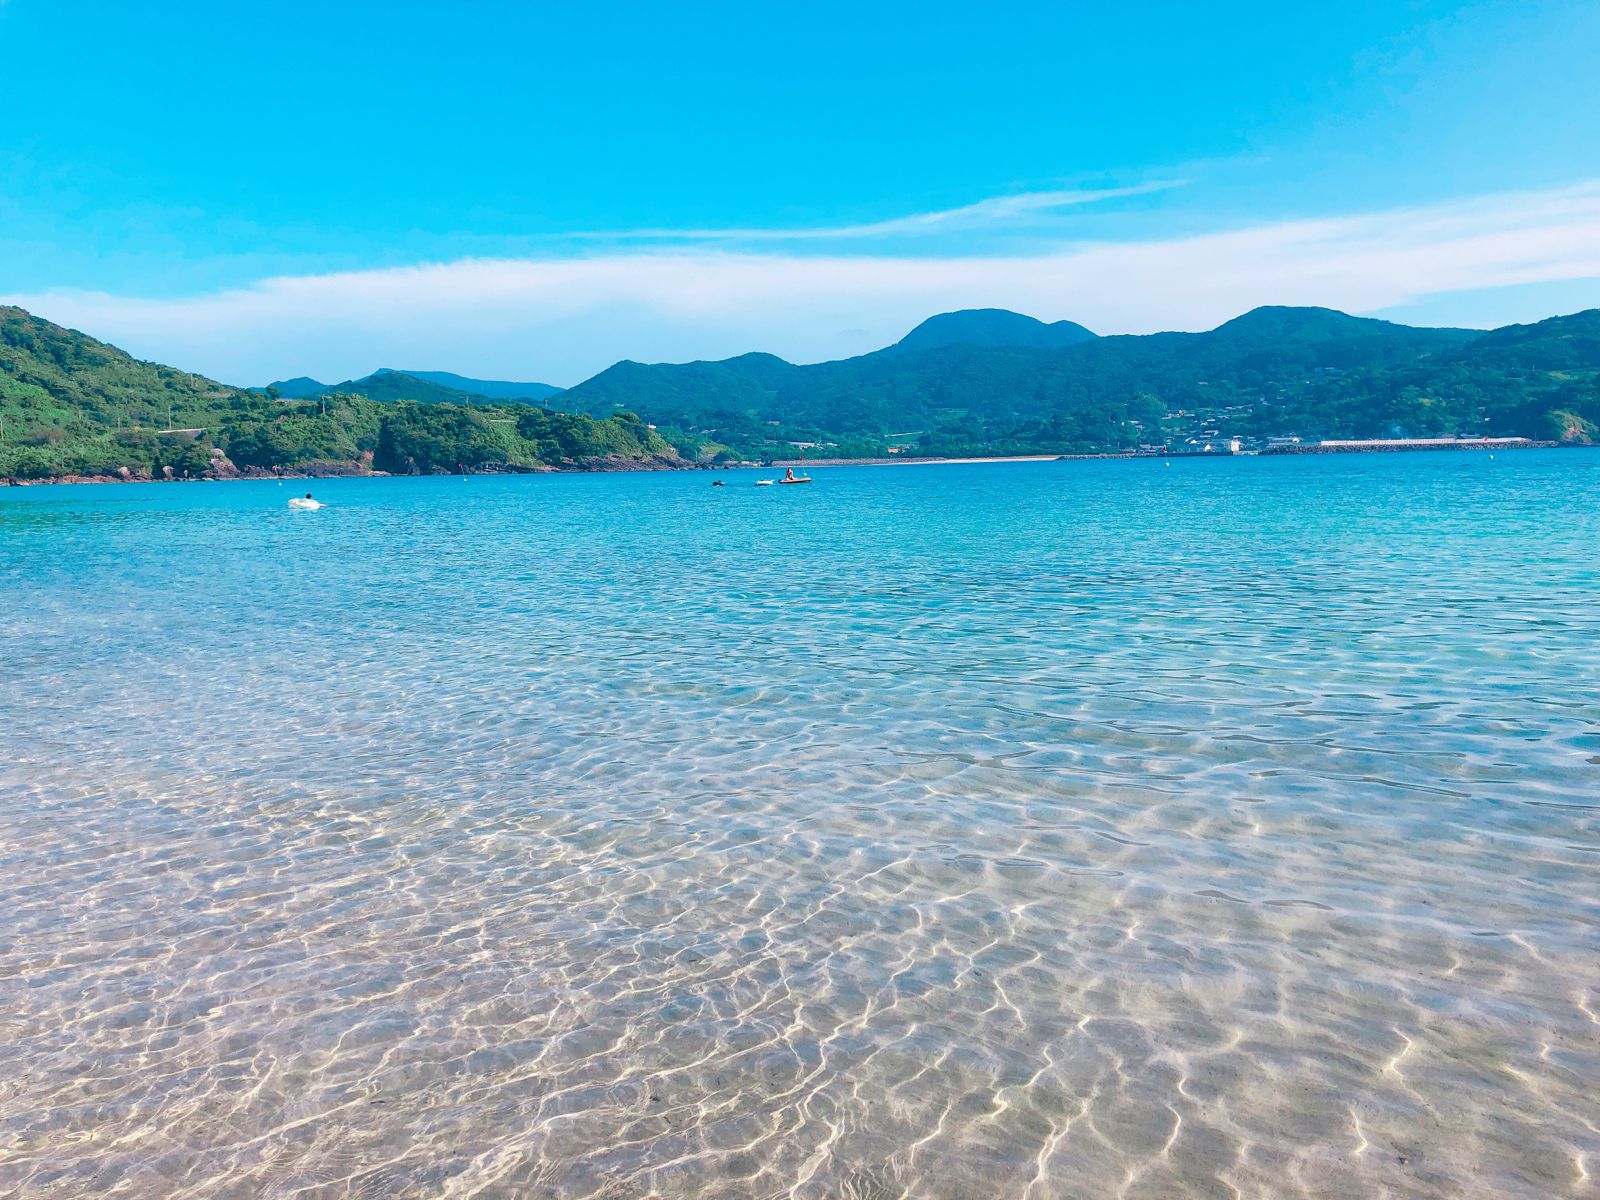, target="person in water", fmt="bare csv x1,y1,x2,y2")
305,492,313,500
